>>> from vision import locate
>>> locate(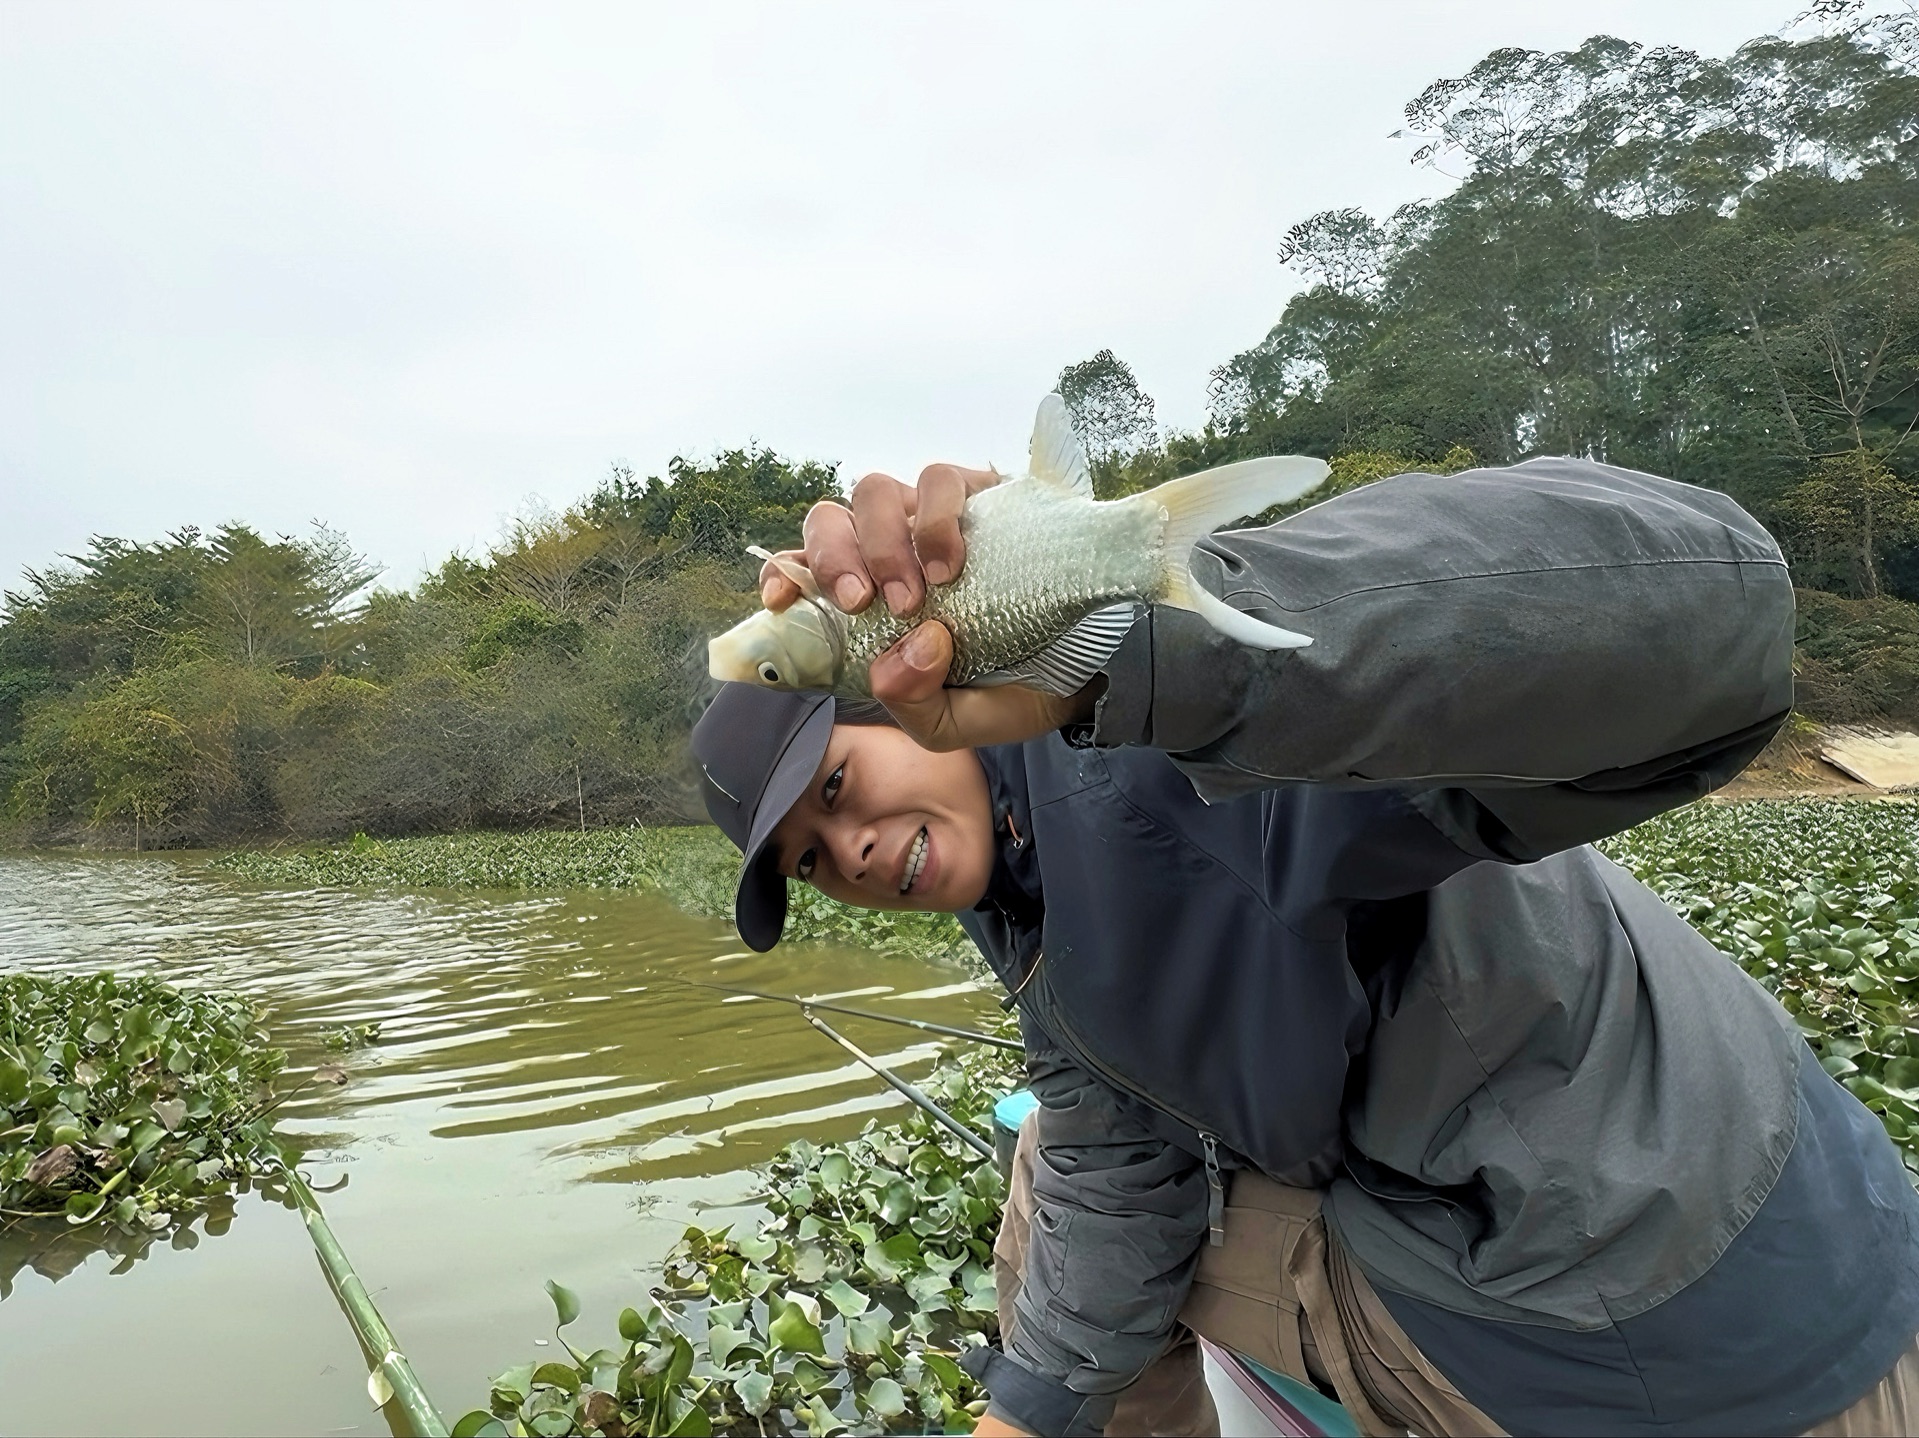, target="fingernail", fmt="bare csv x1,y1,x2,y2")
835,575,866,610
883,581,912,615
923,560,952,586
902,627,940,669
